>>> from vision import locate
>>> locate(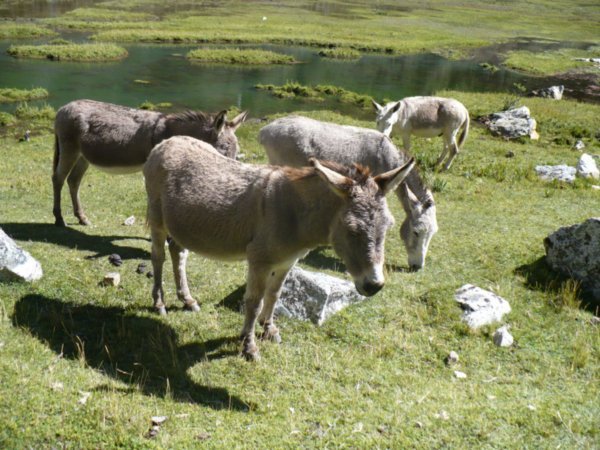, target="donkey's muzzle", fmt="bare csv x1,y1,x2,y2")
361,281,384,297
